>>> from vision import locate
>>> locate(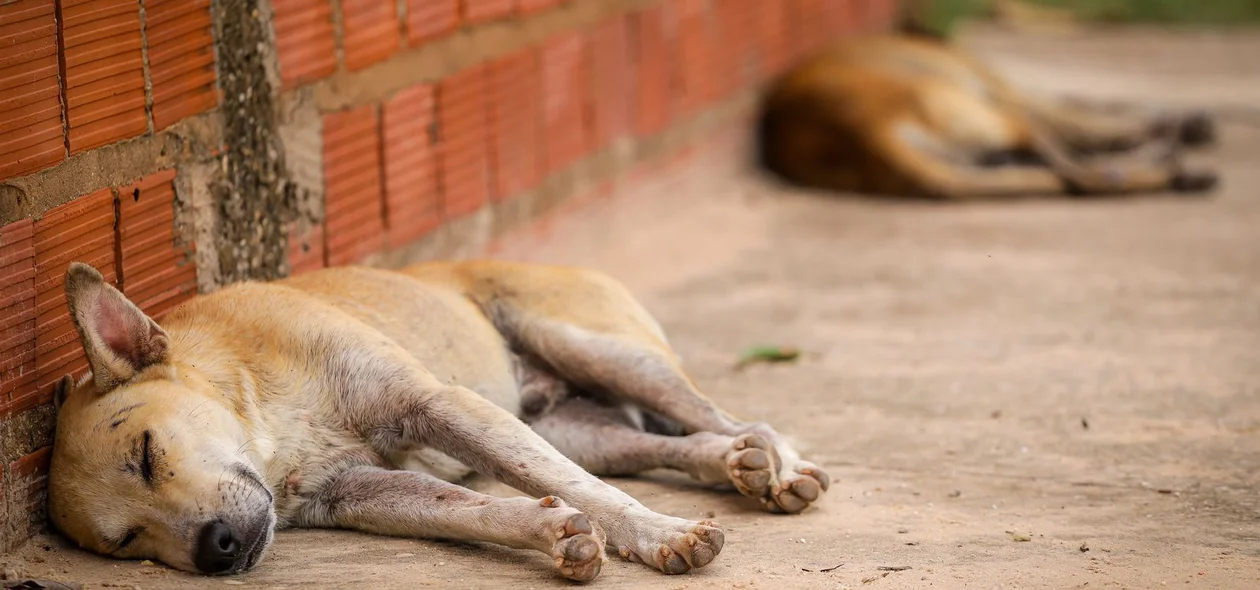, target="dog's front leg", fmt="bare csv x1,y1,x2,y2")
298,466,604,582
336,360,723,575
